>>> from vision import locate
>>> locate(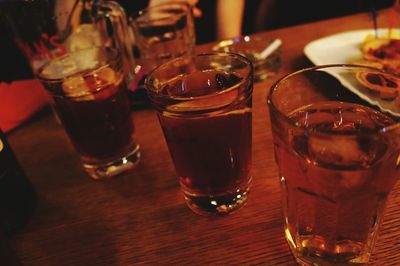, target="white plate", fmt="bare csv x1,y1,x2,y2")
304,28,400,117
